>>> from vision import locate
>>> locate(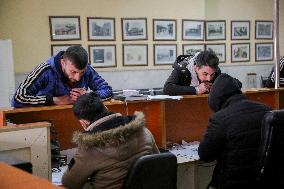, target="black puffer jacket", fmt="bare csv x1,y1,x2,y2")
198,73,272,189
